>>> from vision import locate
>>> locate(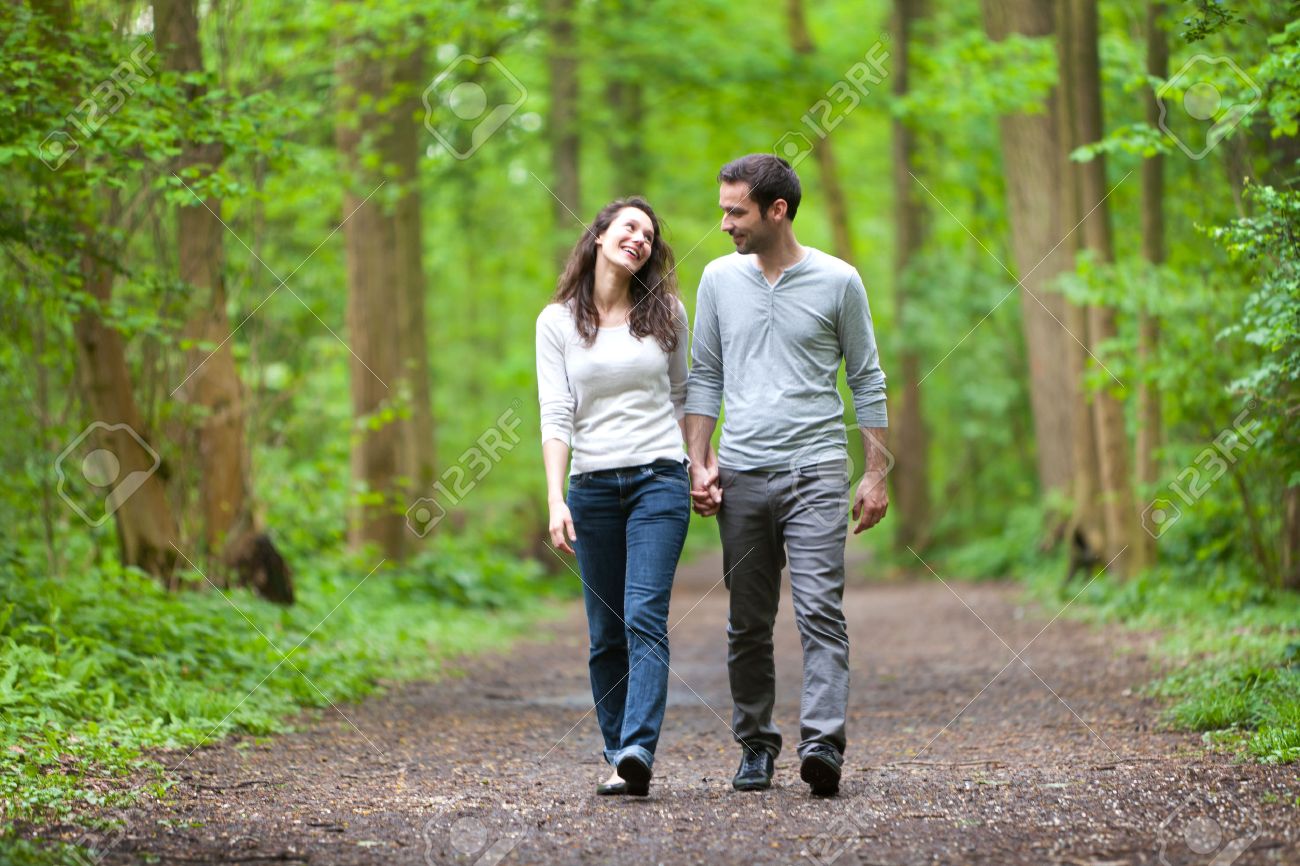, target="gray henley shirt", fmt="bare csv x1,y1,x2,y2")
684,248,888,471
